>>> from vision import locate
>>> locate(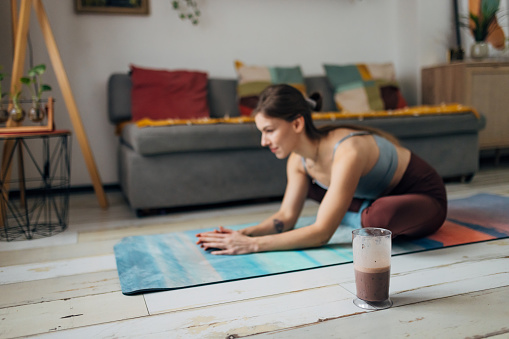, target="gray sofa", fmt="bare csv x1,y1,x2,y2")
108,74,486,213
